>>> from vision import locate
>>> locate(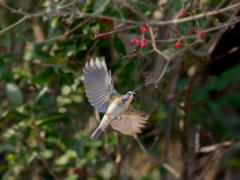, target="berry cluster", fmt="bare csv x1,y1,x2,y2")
131,38,148,48
130,26,149,48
